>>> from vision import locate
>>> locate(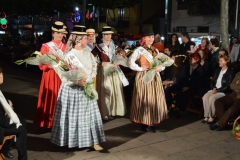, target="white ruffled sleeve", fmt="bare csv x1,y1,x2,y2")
128,48,143,71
